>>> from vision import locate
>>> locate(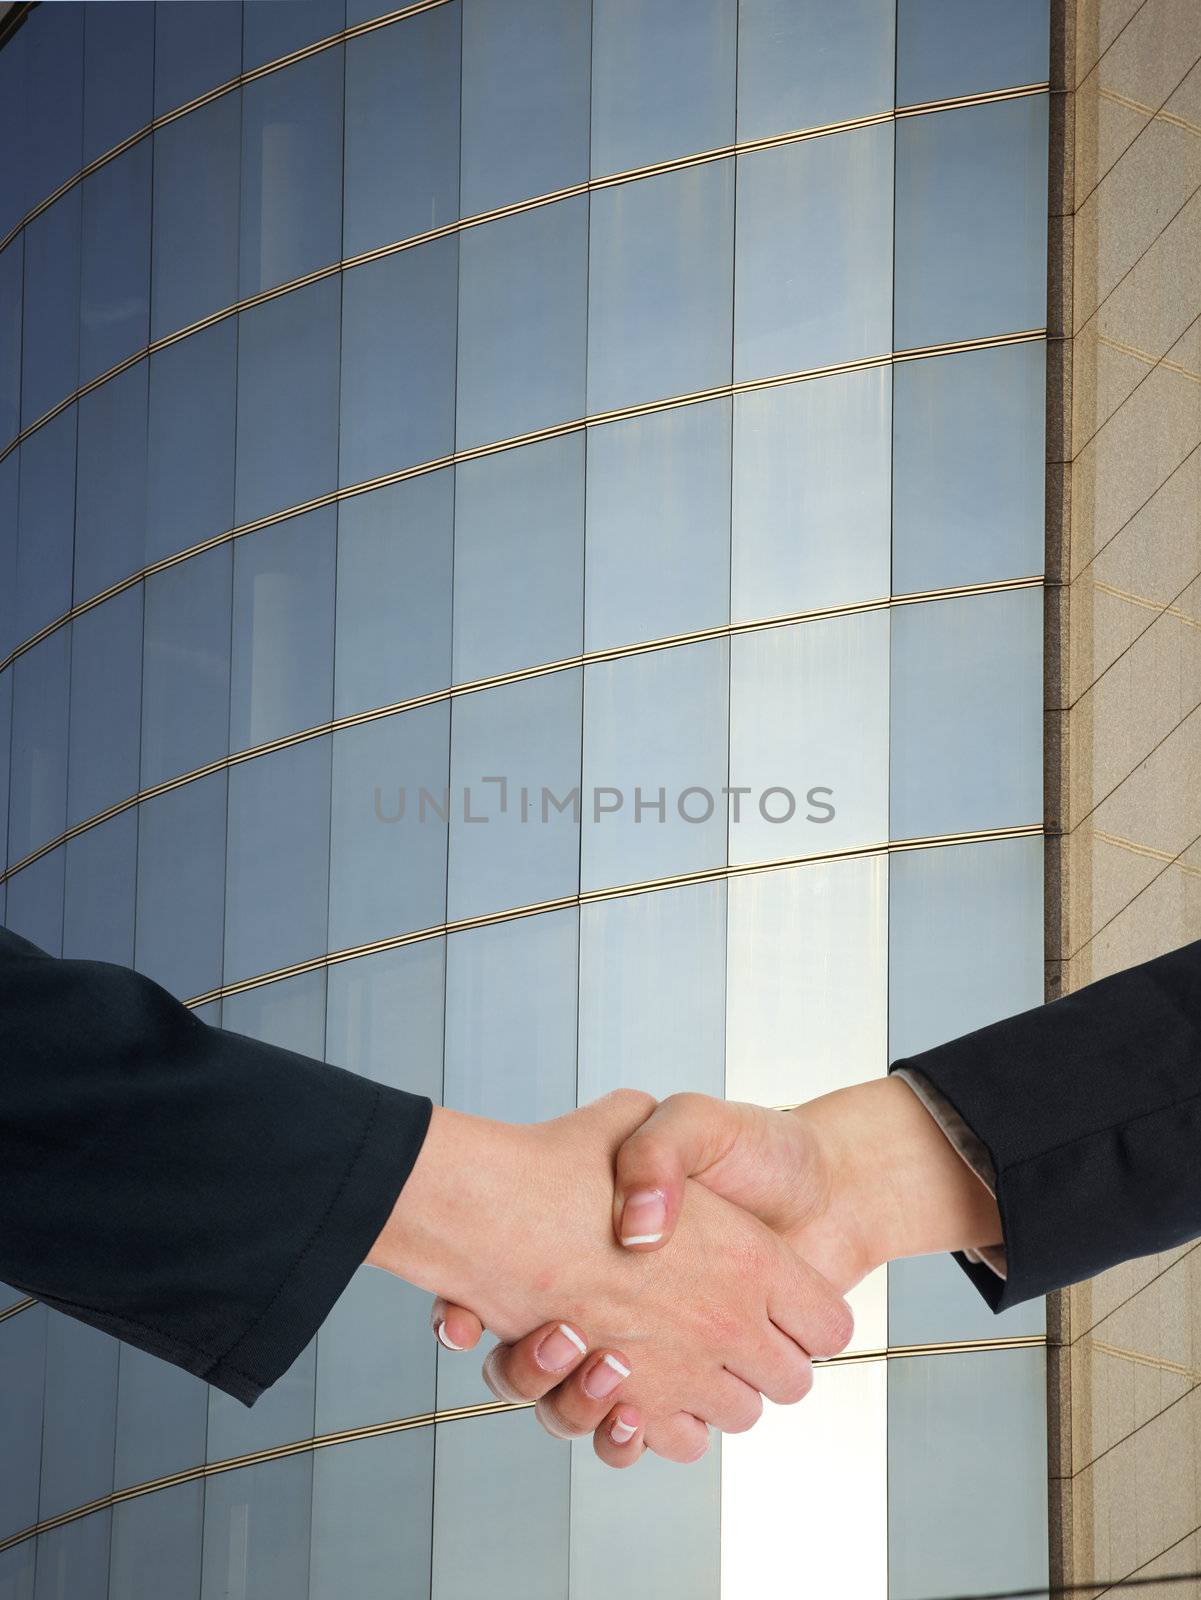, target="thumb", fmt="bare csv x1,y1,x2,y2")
612,1093,740,1253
